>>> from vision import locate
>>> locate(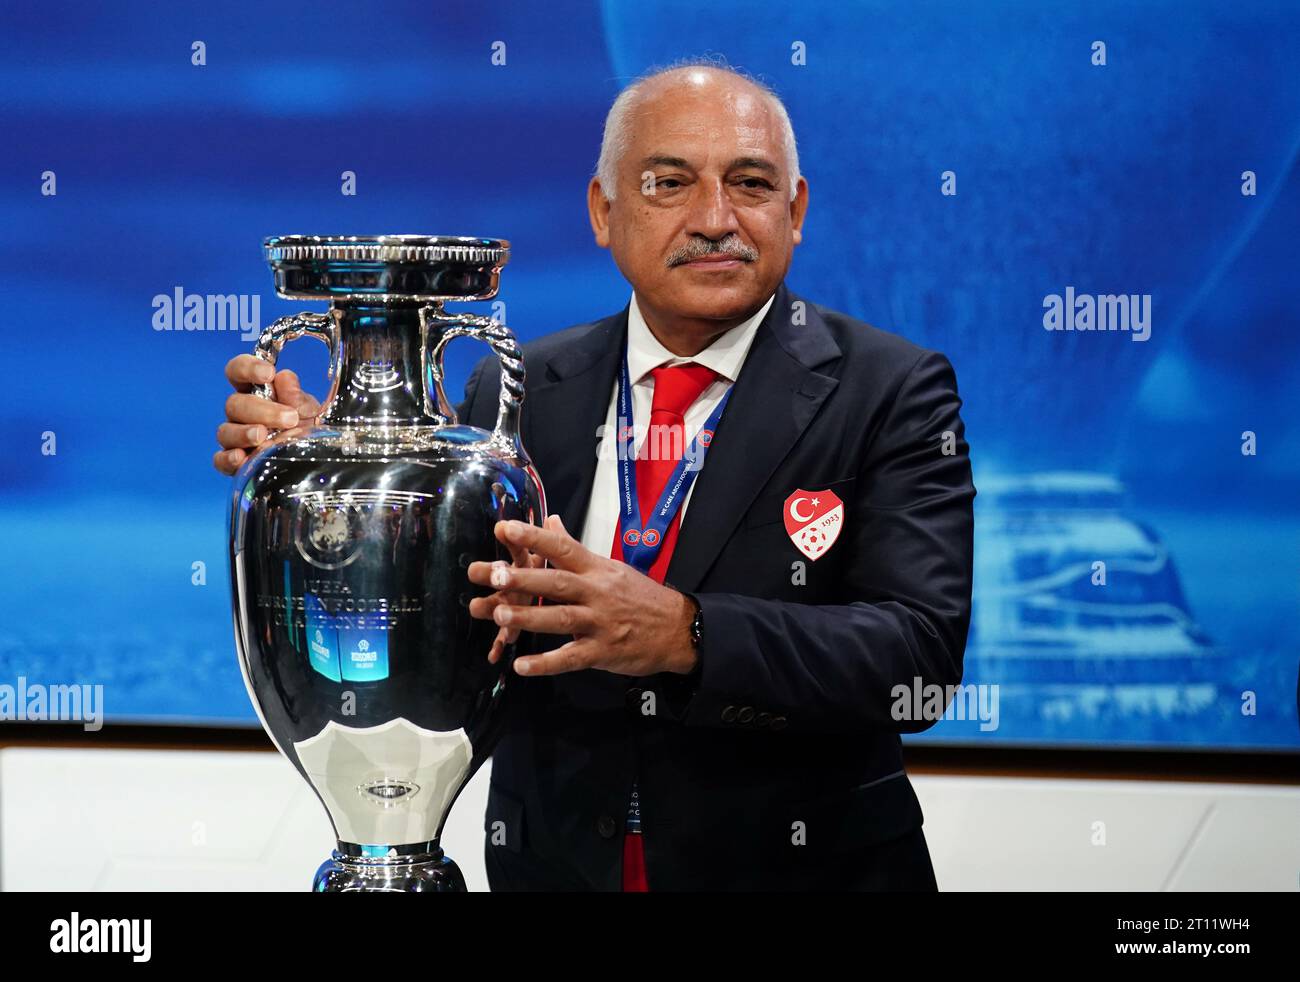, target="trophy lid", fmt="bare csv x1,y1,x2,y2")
264,234,510,303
